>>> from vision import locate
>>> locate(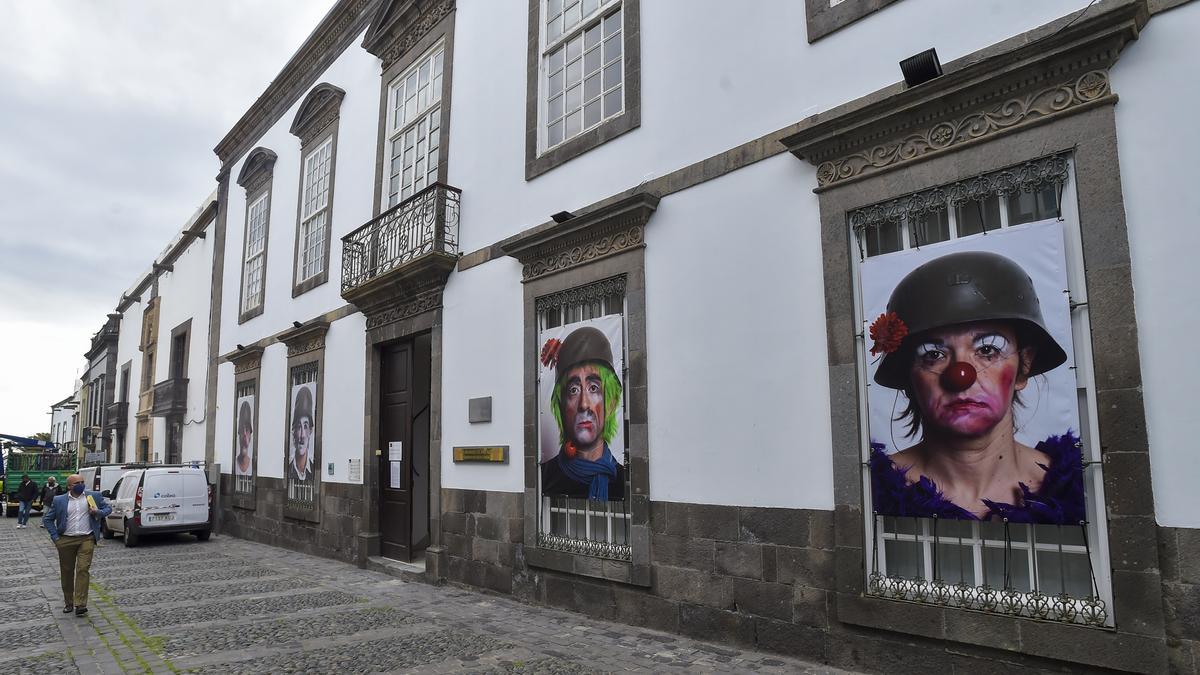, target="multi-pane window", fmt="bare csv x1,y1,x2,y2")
385,46,444,208
543,0,623,150
536,277,631,560
241,193,269,313
853,156,1113,627
298,136,333,281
